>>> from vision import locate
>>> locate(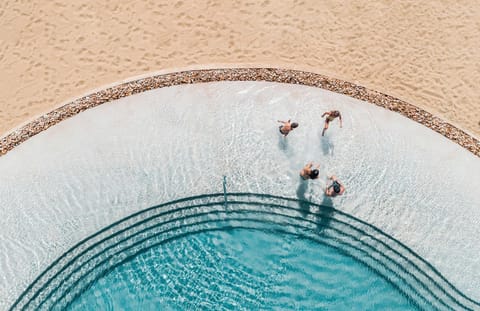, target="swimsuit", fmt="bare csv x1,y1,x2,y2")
326,115,336,122
279,125,288,135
